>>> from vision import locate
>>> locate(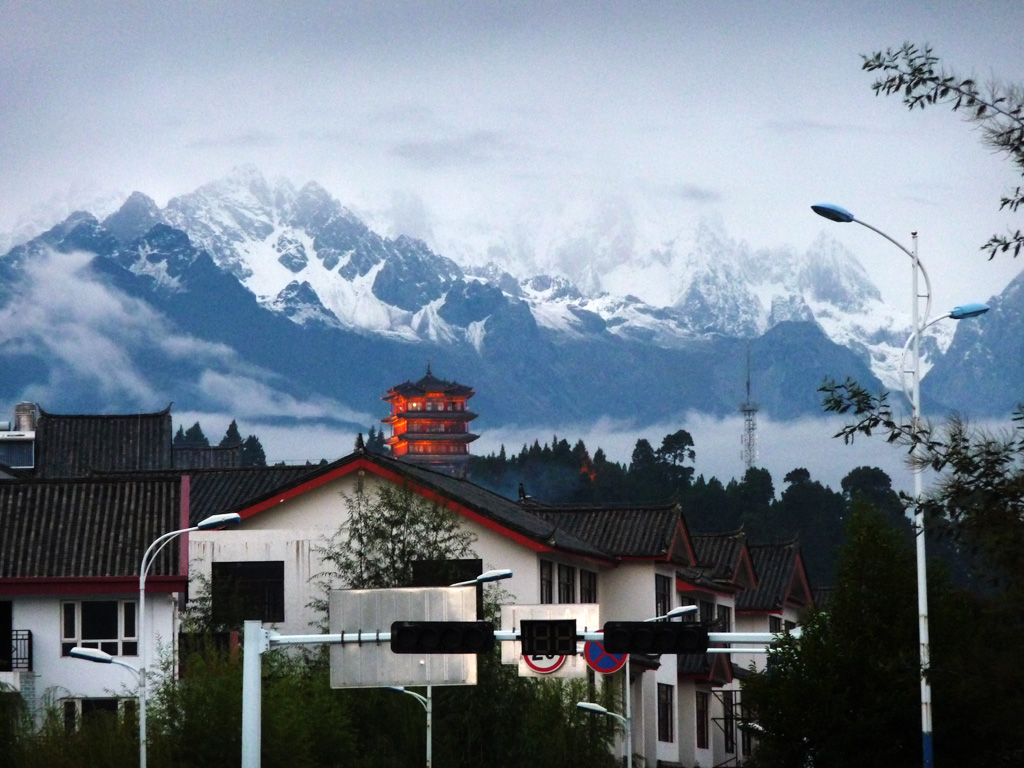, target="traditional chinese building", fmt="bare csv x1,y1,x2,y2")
381,366,478,476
